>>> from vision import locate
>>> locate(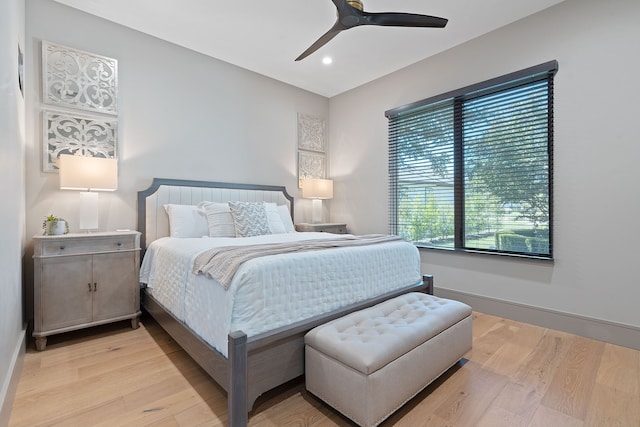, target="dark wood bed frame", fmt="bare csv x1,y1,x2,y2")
137,178,432,427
